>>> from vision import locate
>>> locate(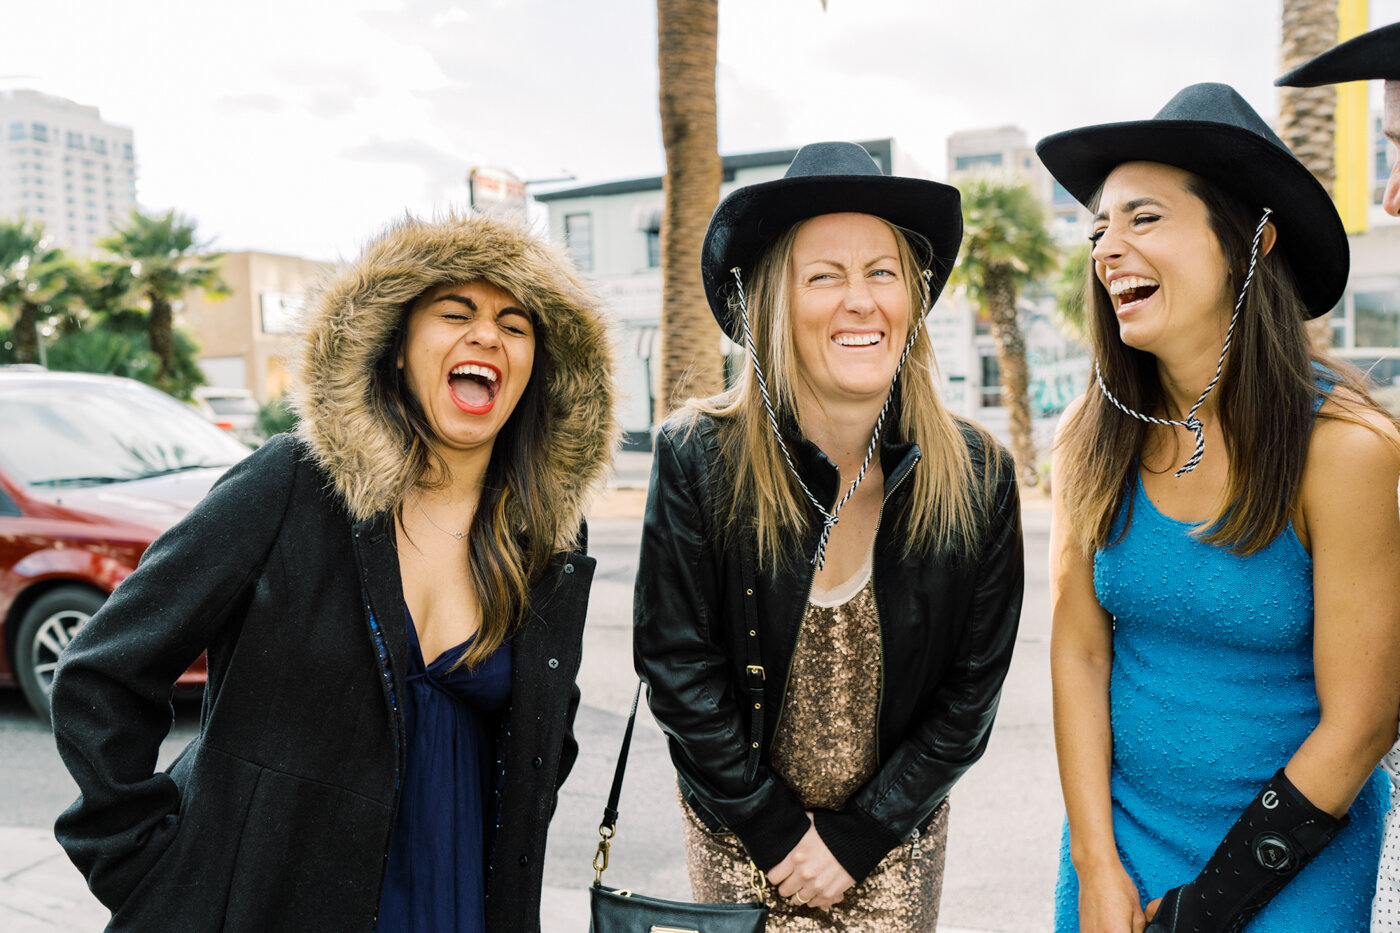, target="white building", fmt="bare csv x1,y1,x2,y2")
0,90,137,255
